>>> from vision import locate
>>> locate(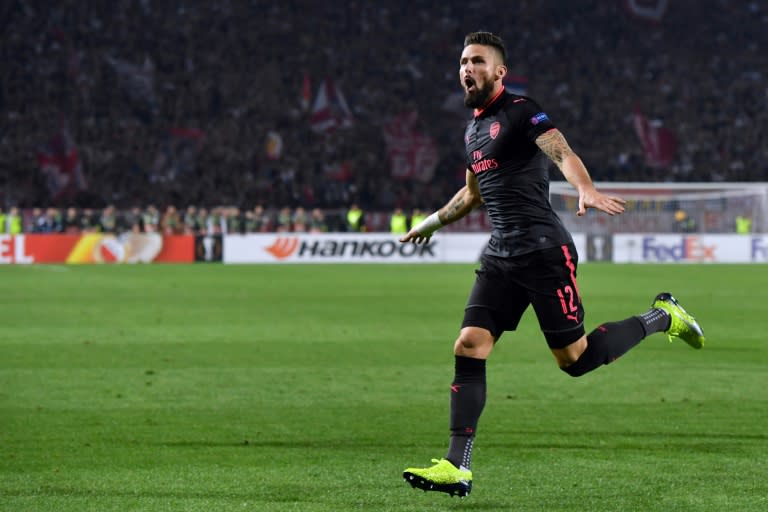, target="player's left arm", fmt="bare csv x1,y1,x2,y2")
535,128,626,216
